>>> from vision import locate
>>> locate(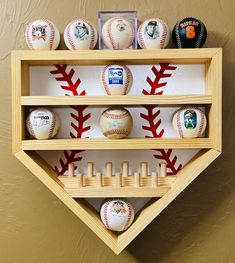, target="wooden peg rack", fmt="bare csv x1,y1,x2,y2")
58,161,177,197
